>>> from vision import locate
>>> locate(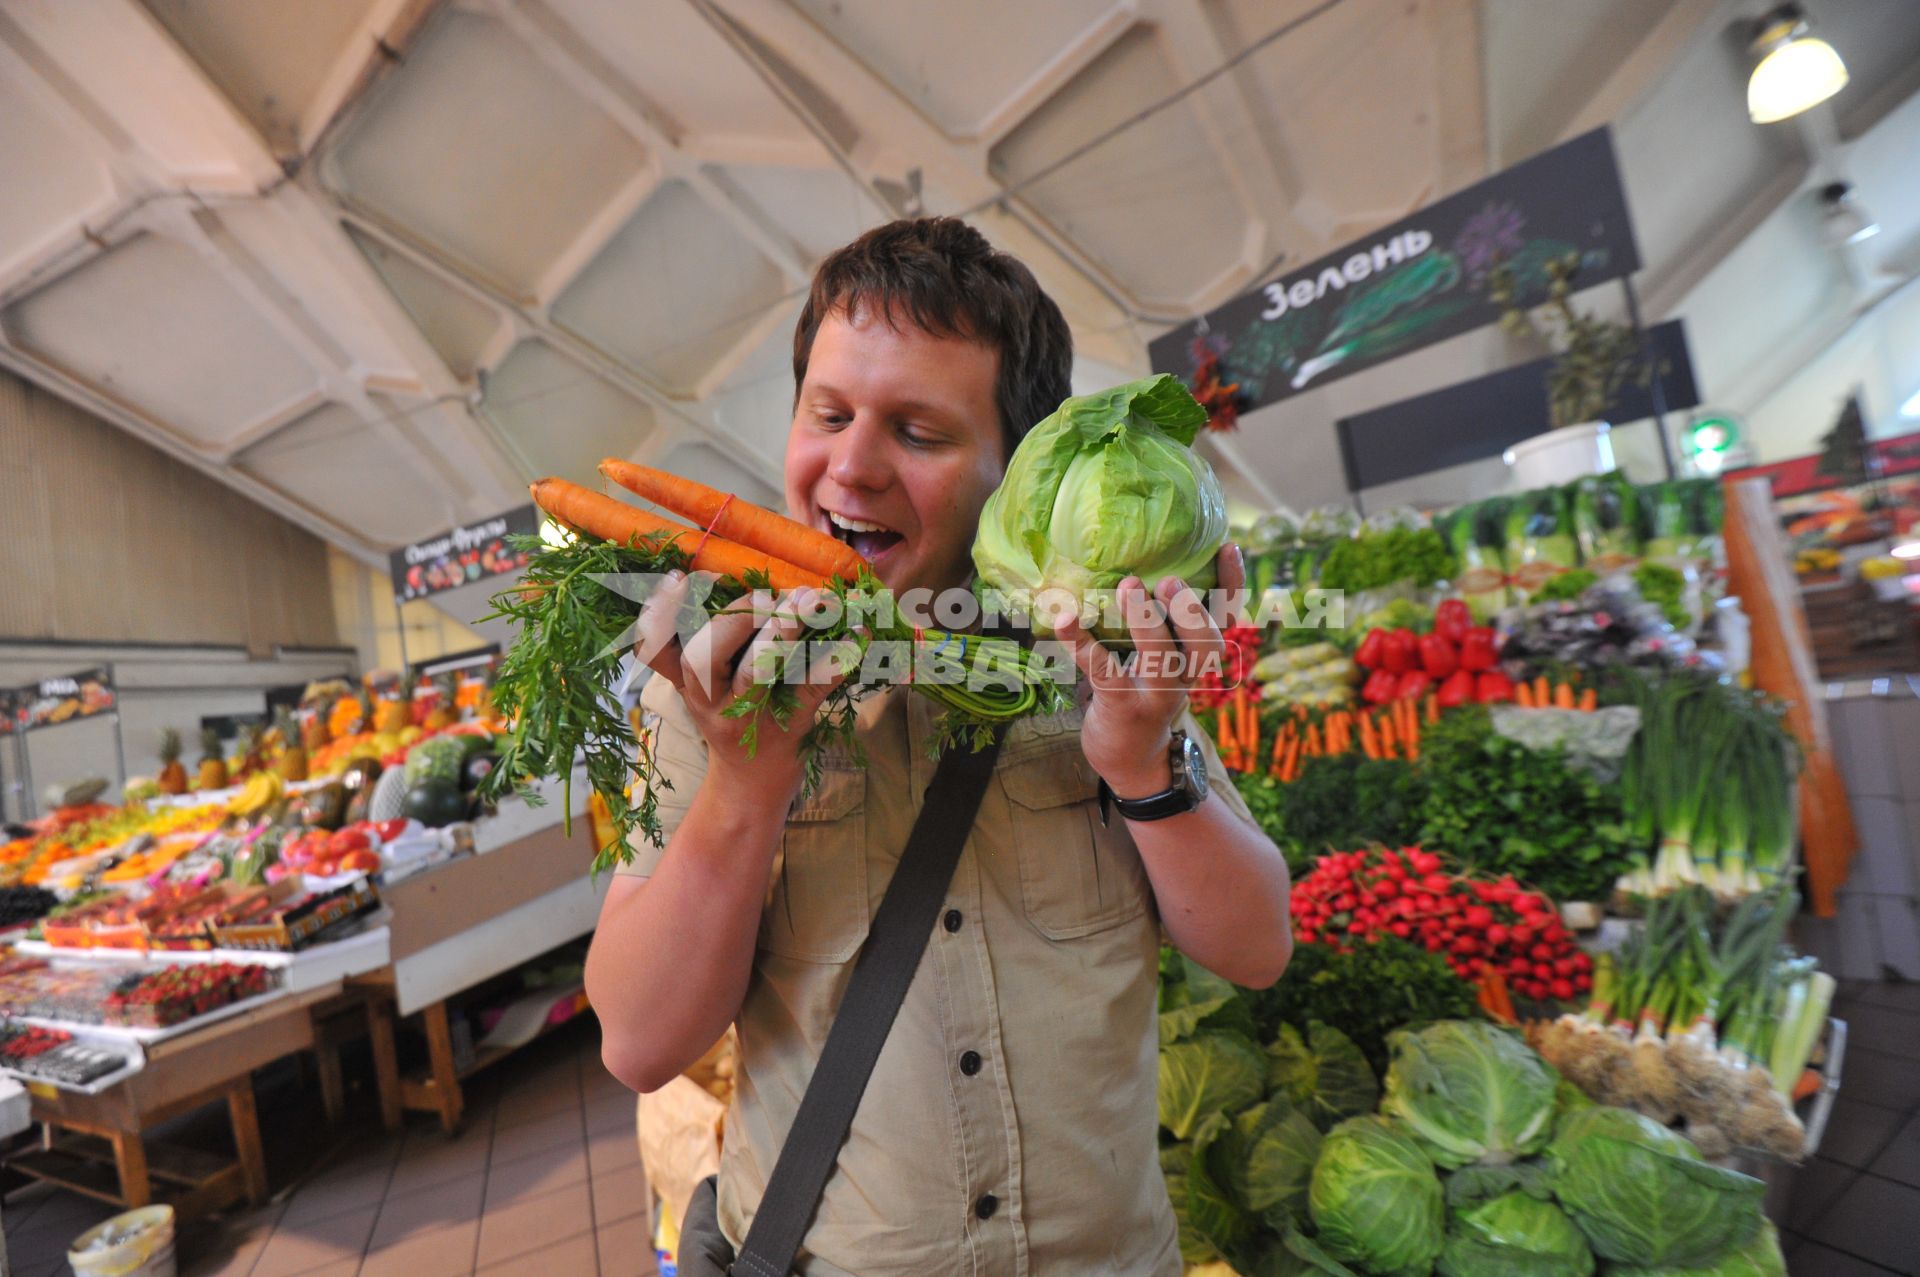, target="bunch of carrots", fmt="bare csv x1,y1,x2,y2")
1211,688,1442,780
530,459,868,590
1513,675,1597,711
